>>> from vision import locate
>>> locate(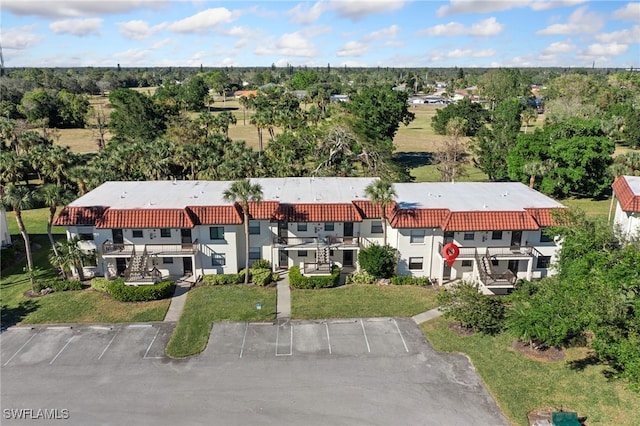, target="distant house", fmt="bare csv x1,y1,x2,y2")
234,90,257,99
291,90,308,99
1,207,11,248
329,94,349,103
612,175,640,239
